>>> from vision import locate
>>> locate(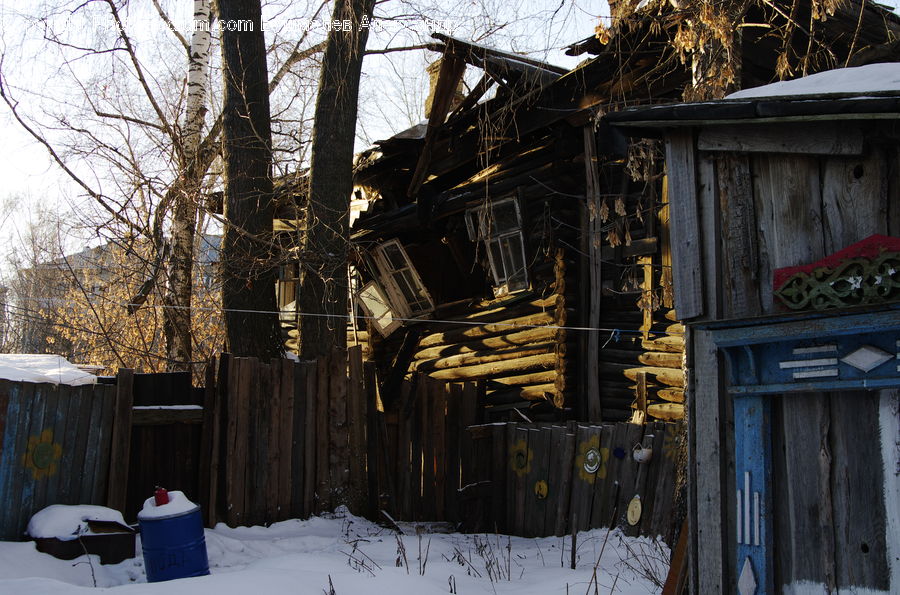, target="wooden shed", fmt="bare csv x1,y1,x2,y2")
609,65,900,594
